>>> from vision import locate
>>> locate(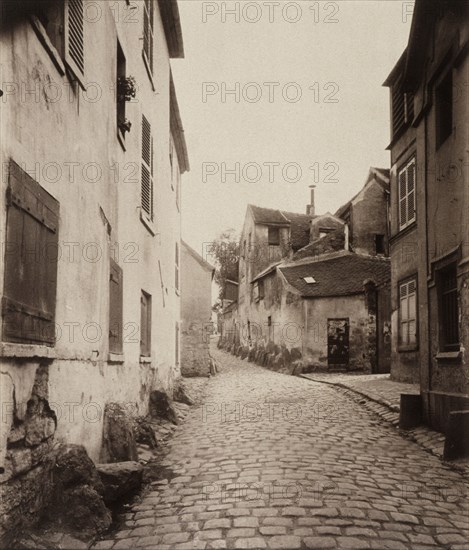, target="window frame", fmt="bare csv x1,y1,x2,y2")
142,0,155,86
268,226,280,246
140,290,152,358
397,156,416,231
398,276,418,351
436,262,459,352
109,258,124,355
